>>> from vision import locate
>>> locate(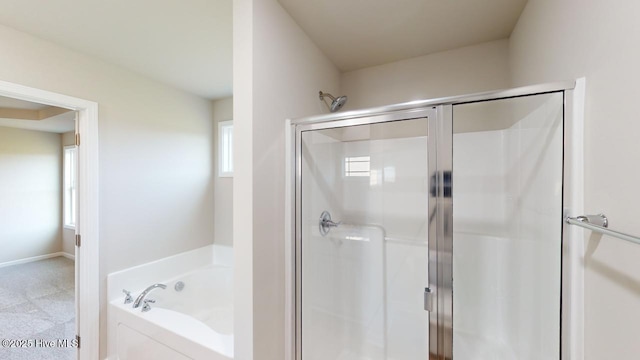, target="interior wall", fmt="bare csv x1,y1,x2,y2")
61,130,75,257
0,126,62,263
340,39,511,110
233,0,341,358
0,24,215,358
213,97,233,247
509,1,640,358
